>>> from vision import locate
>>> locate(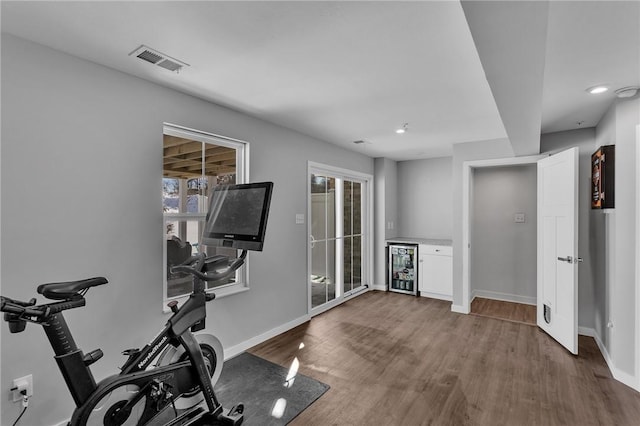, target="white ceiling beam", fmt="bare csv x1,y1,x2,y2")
462,0,550,156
